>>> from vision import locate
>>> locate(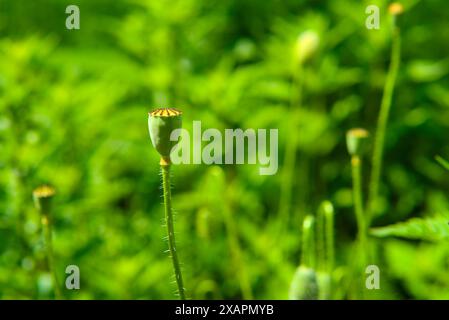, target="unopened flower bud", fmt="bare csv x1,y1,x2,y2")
289,265,319,300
